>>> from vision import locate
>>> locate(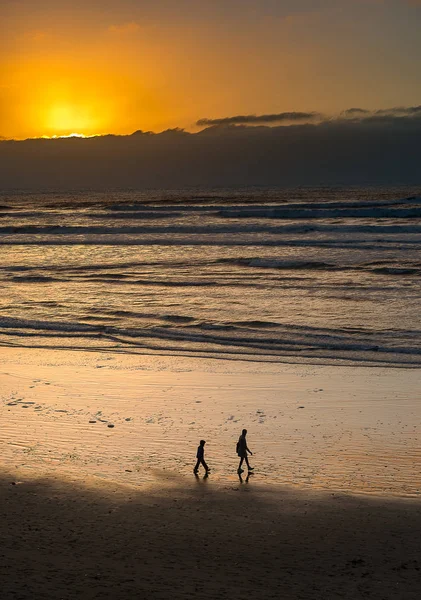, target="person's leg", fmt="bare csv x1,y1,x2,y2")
245,455,254,470
238,456,244,472
201,459,209,472
194,459,200,473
